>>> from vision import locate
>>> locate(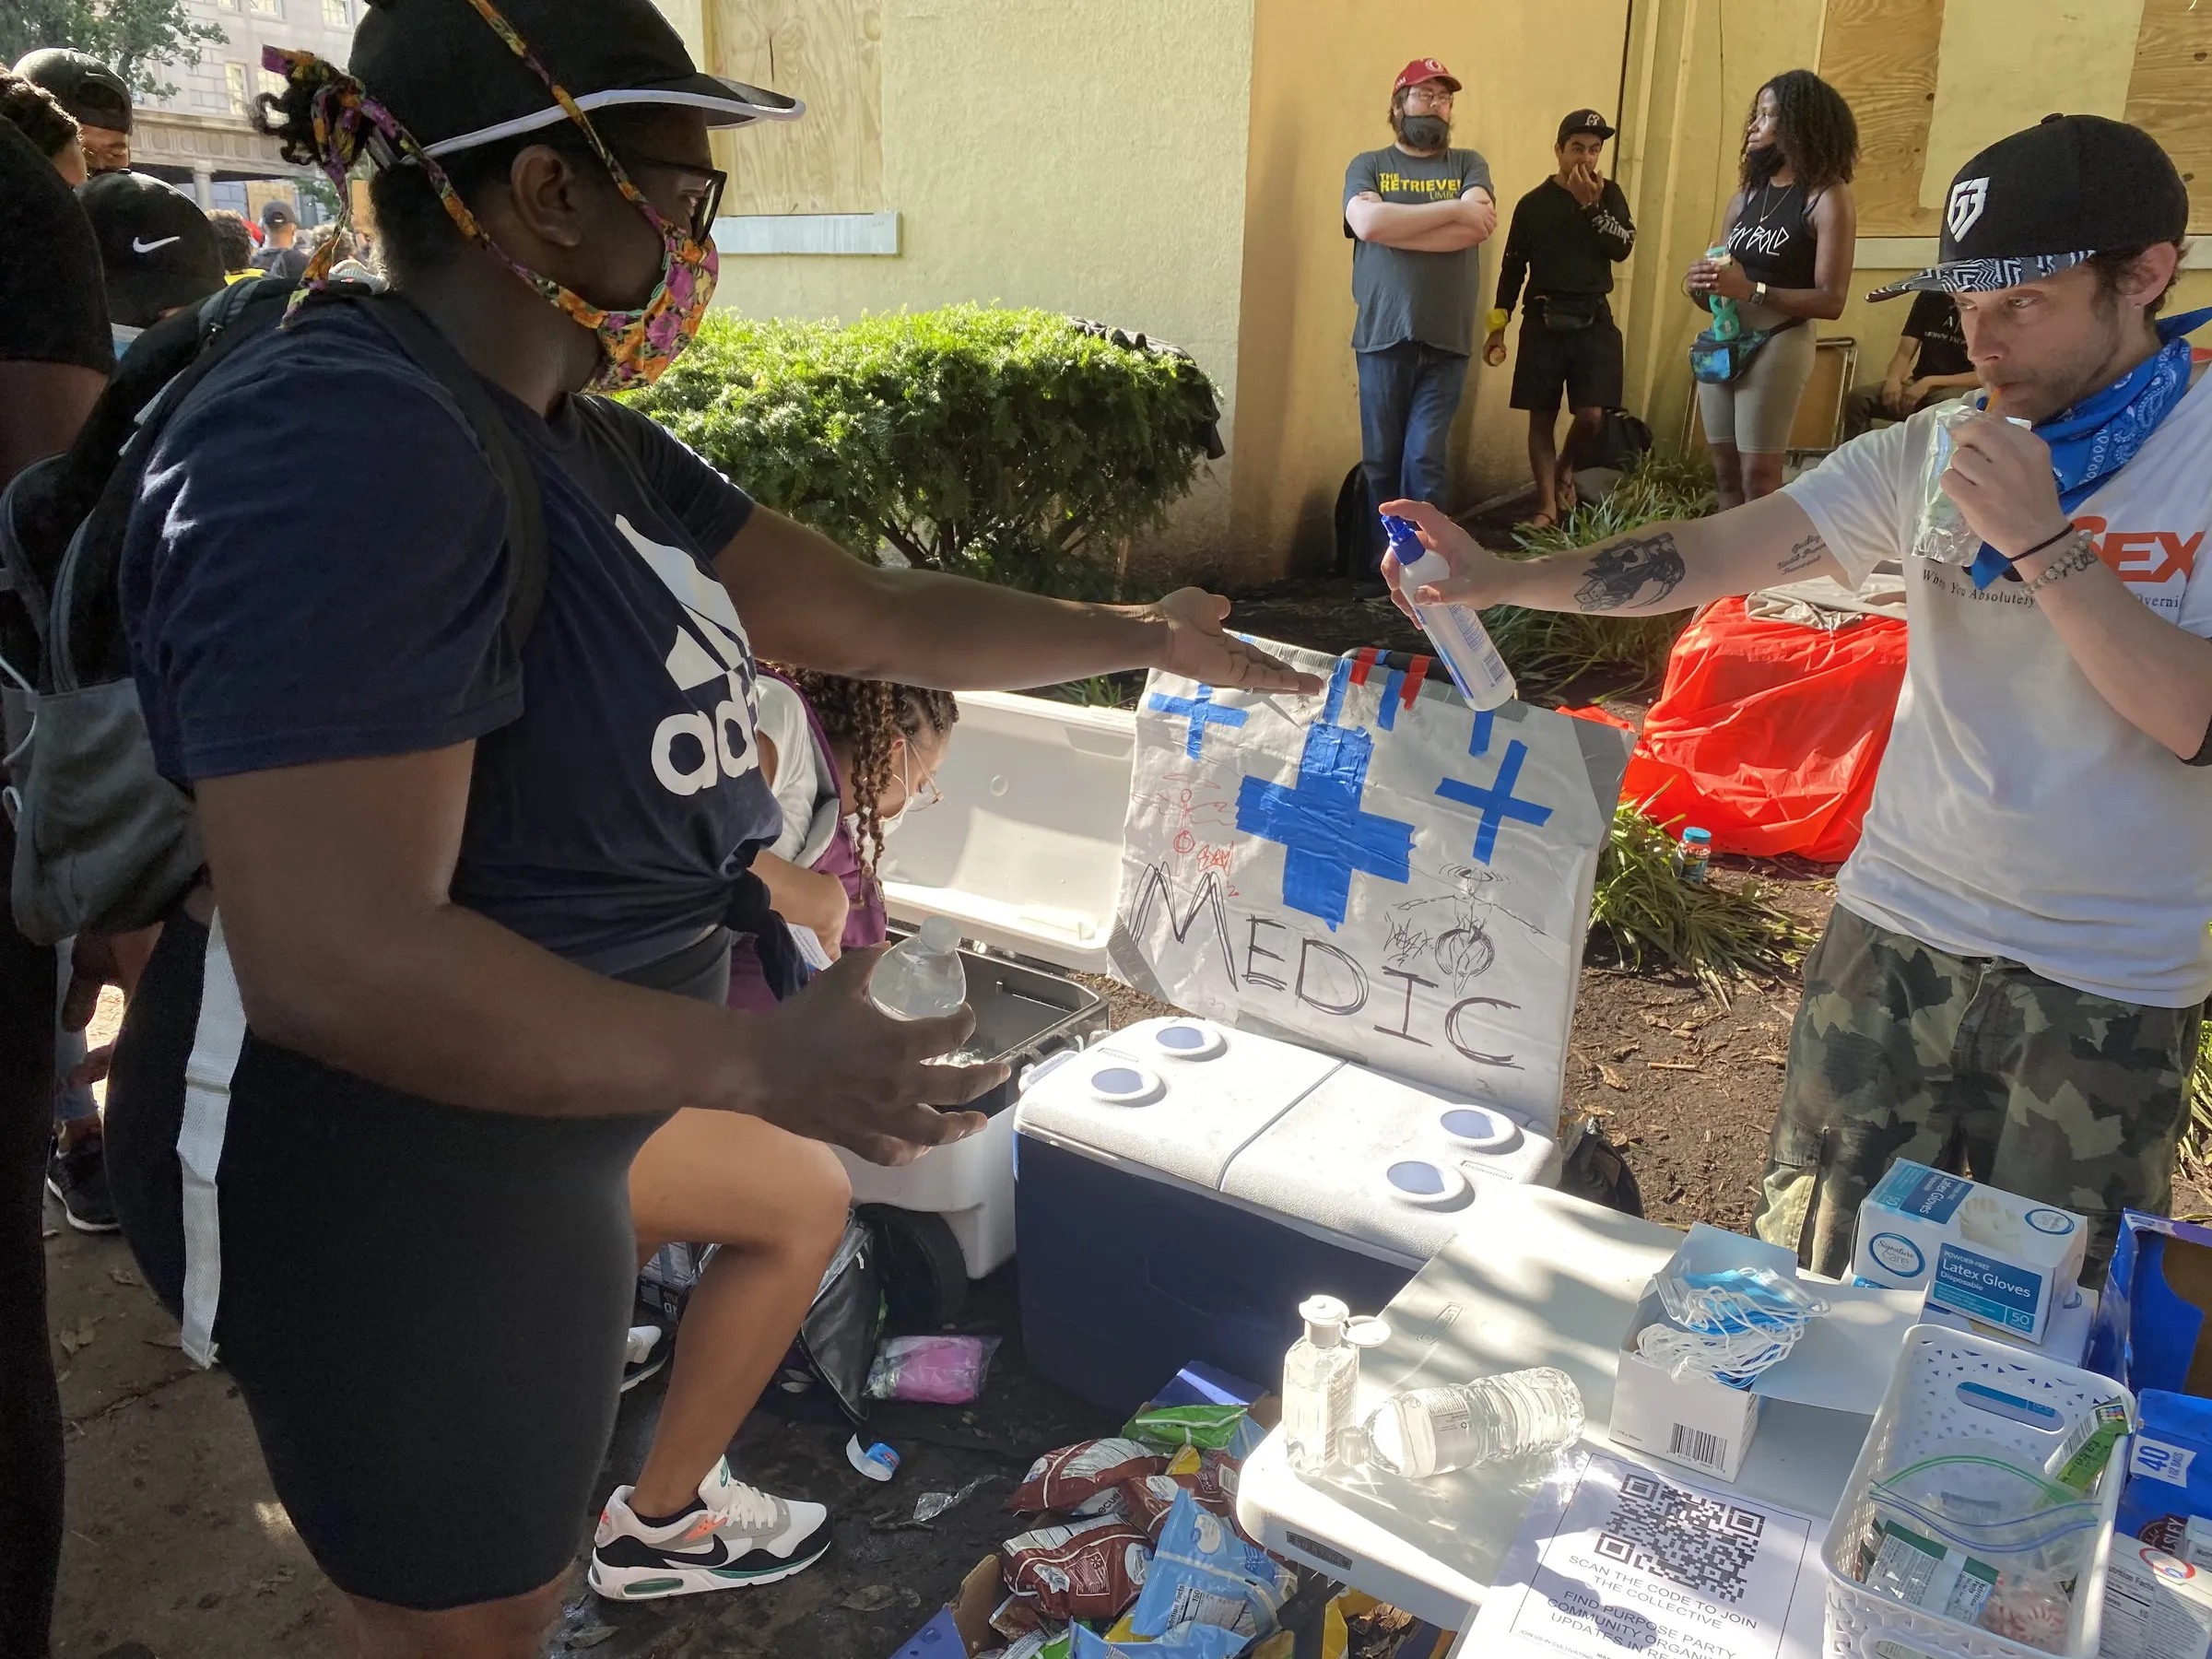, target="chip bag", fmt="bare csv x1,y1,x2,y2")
1129,1490,1293,1640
